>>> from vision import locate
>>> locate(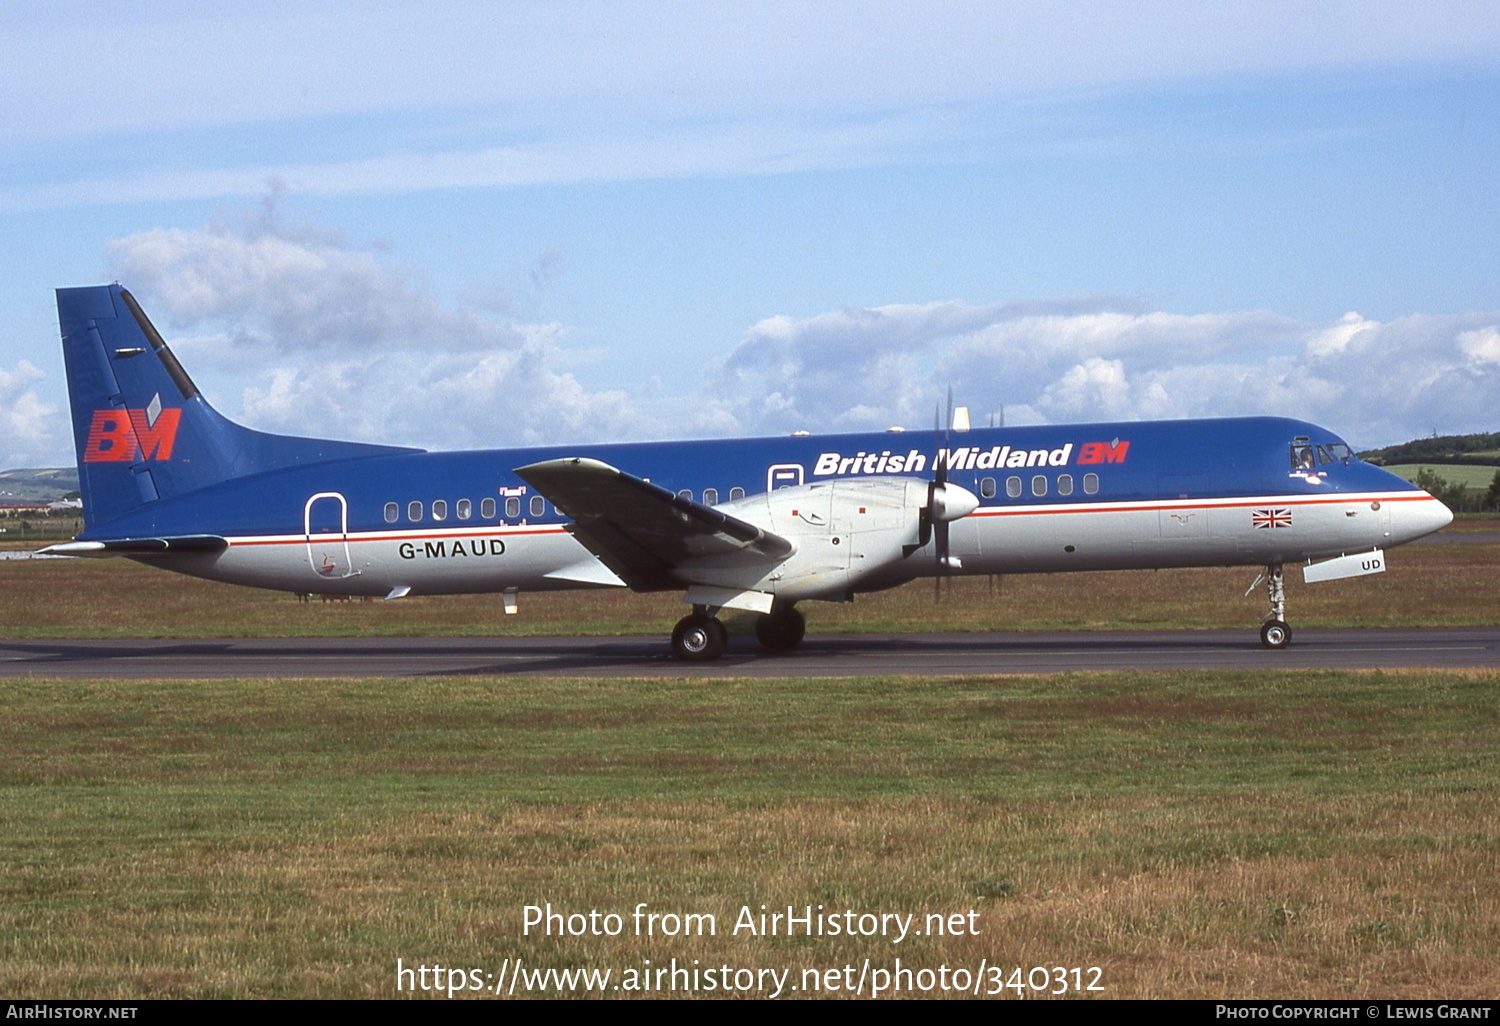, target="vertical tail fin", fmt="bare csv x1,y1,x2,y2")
57,283,419,531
